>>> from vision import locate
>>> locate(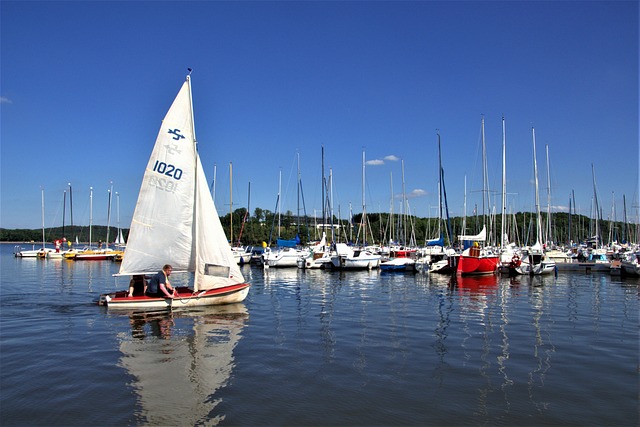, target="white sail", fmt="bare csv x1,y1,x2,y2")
114,229,126,245
458,225,487,242
194,156,244,291
119,77,244,291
